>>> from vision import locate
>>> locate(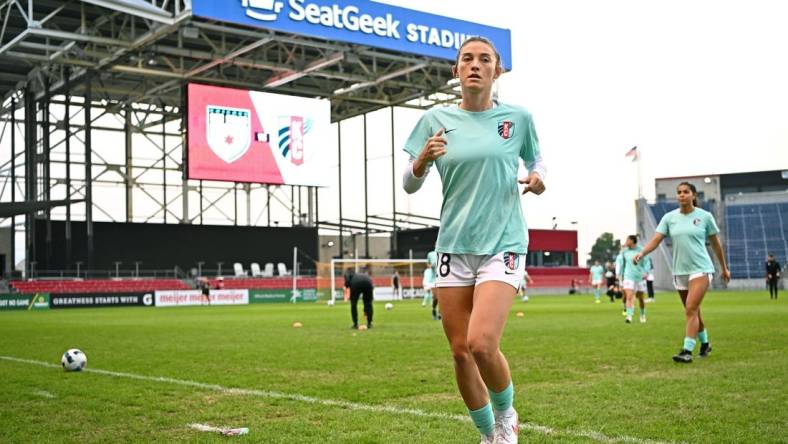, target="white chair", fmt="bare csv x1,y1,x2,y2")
262,263,275,277
250,262,262,277
277,262,291,276
233,262,247,277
